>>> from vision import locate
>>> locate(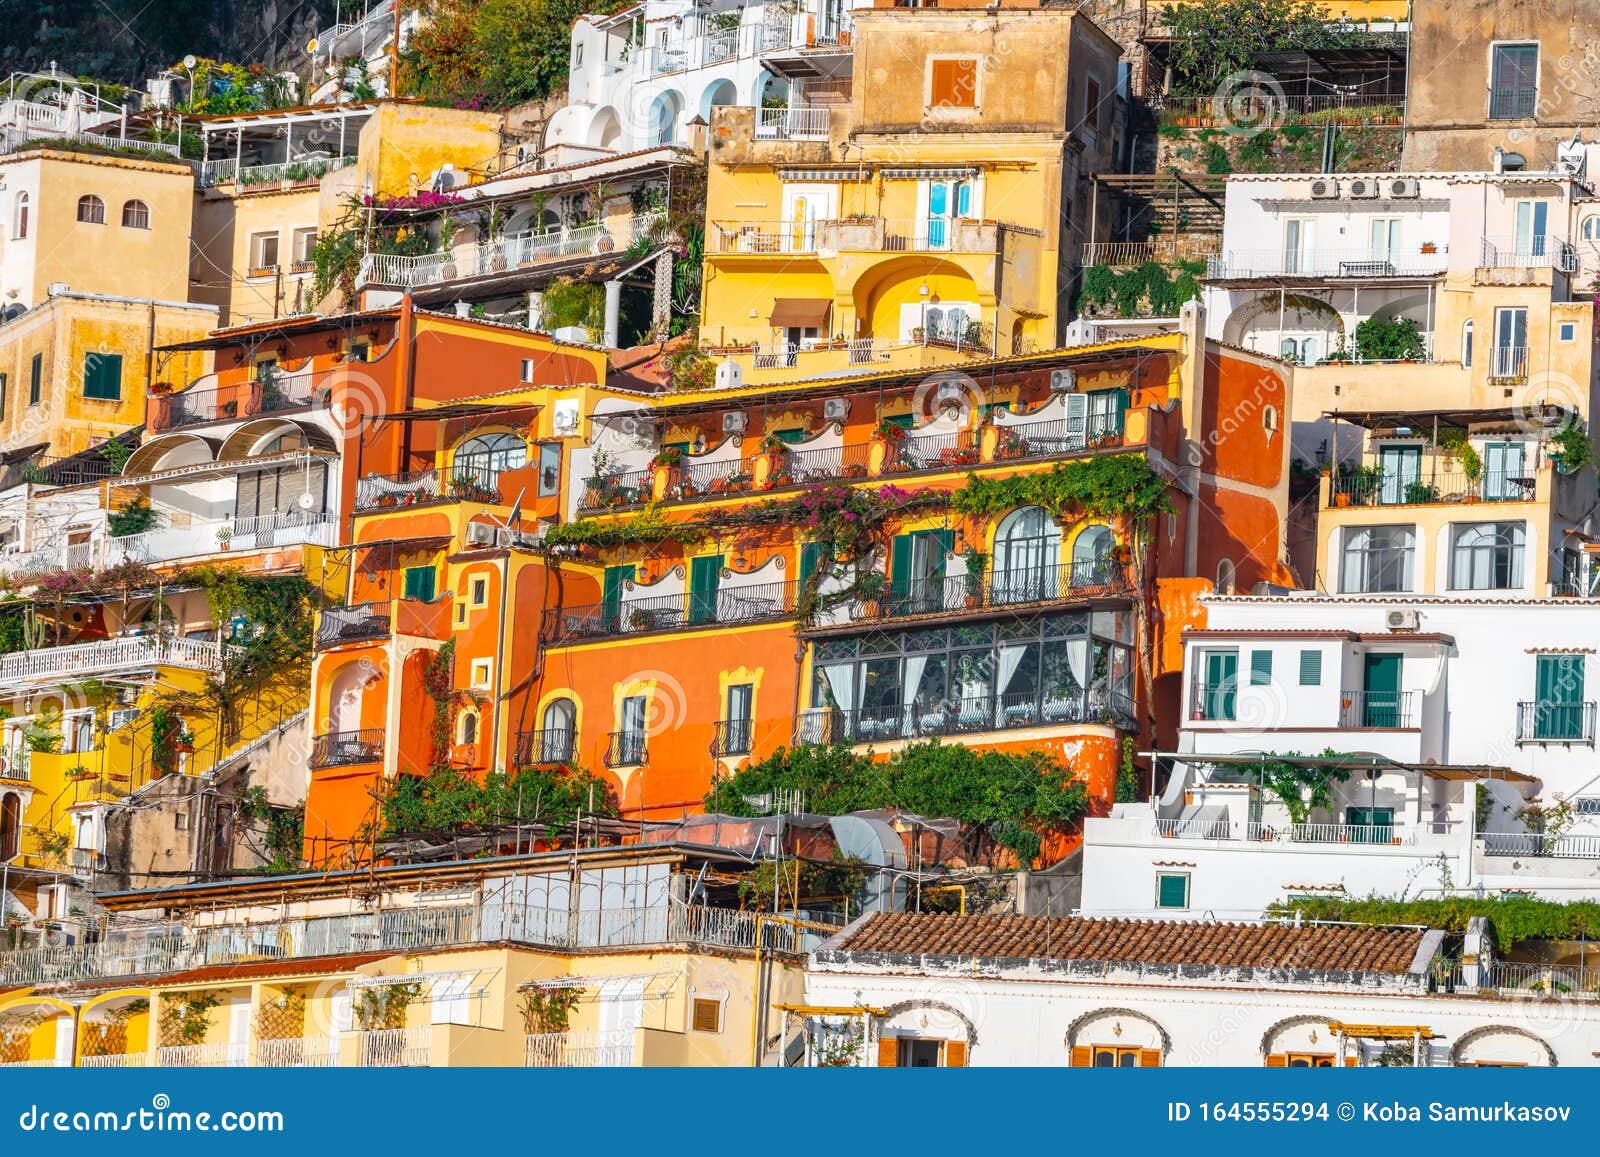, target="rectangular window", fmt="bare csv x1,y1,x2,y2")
470,576,488,607
0,372,8,419
537,443,560,497
724,682,753,755
402,565,437,602
1084,77,1101,135
1195,649,1238,721
250,231,280,272
470,658,492,689
1489,43,1538,119
1283,218,1316,275
1155,872,1190,910
1249,650,1272,686
28,352,41,406
619,695,648,764
83,352,122,401
1299,650,1322,686
691,998,721,1033
520,358,537,383
1559,321,1577,342
1340,524,1415,593
928,57,978,110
